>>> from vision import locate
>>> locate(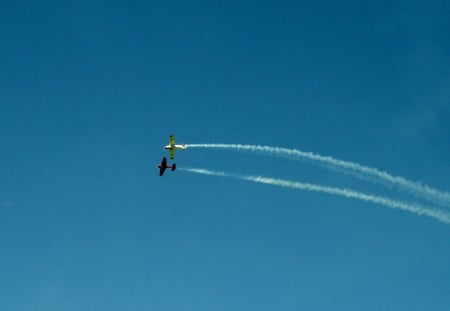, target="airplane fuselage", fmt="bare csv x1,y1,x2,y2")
164,144,187,150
